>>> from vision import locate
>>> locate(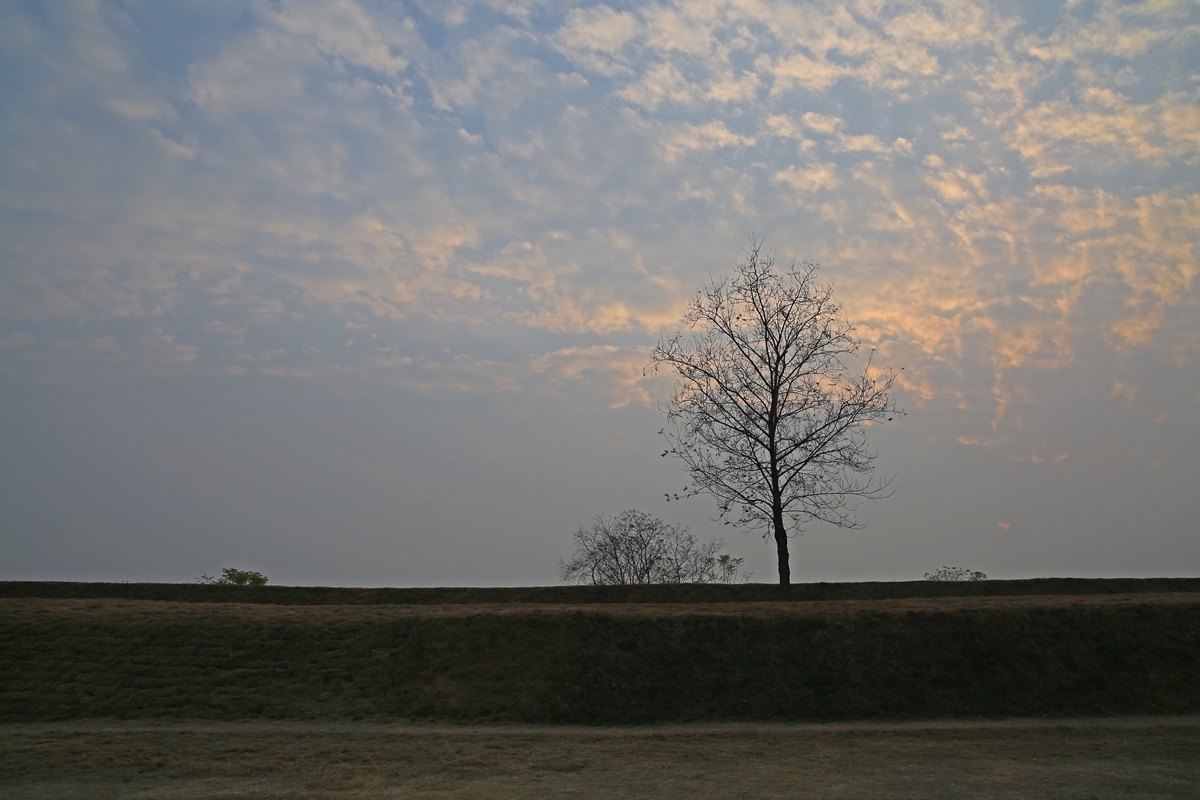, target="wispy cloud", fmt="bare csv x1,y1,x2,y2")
0,0,1197,456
